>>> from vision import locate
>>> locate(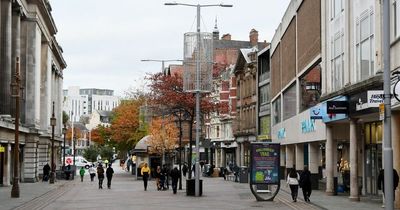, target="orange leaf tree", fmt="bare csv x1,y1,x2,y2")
90,125,111,145
109,98,147,154
147,116,178,155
